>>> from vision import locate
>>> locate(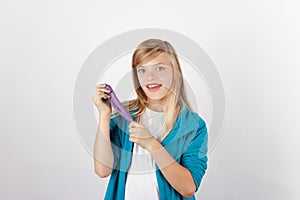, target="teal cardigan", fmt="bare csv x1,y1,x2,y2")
104,104,208,200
